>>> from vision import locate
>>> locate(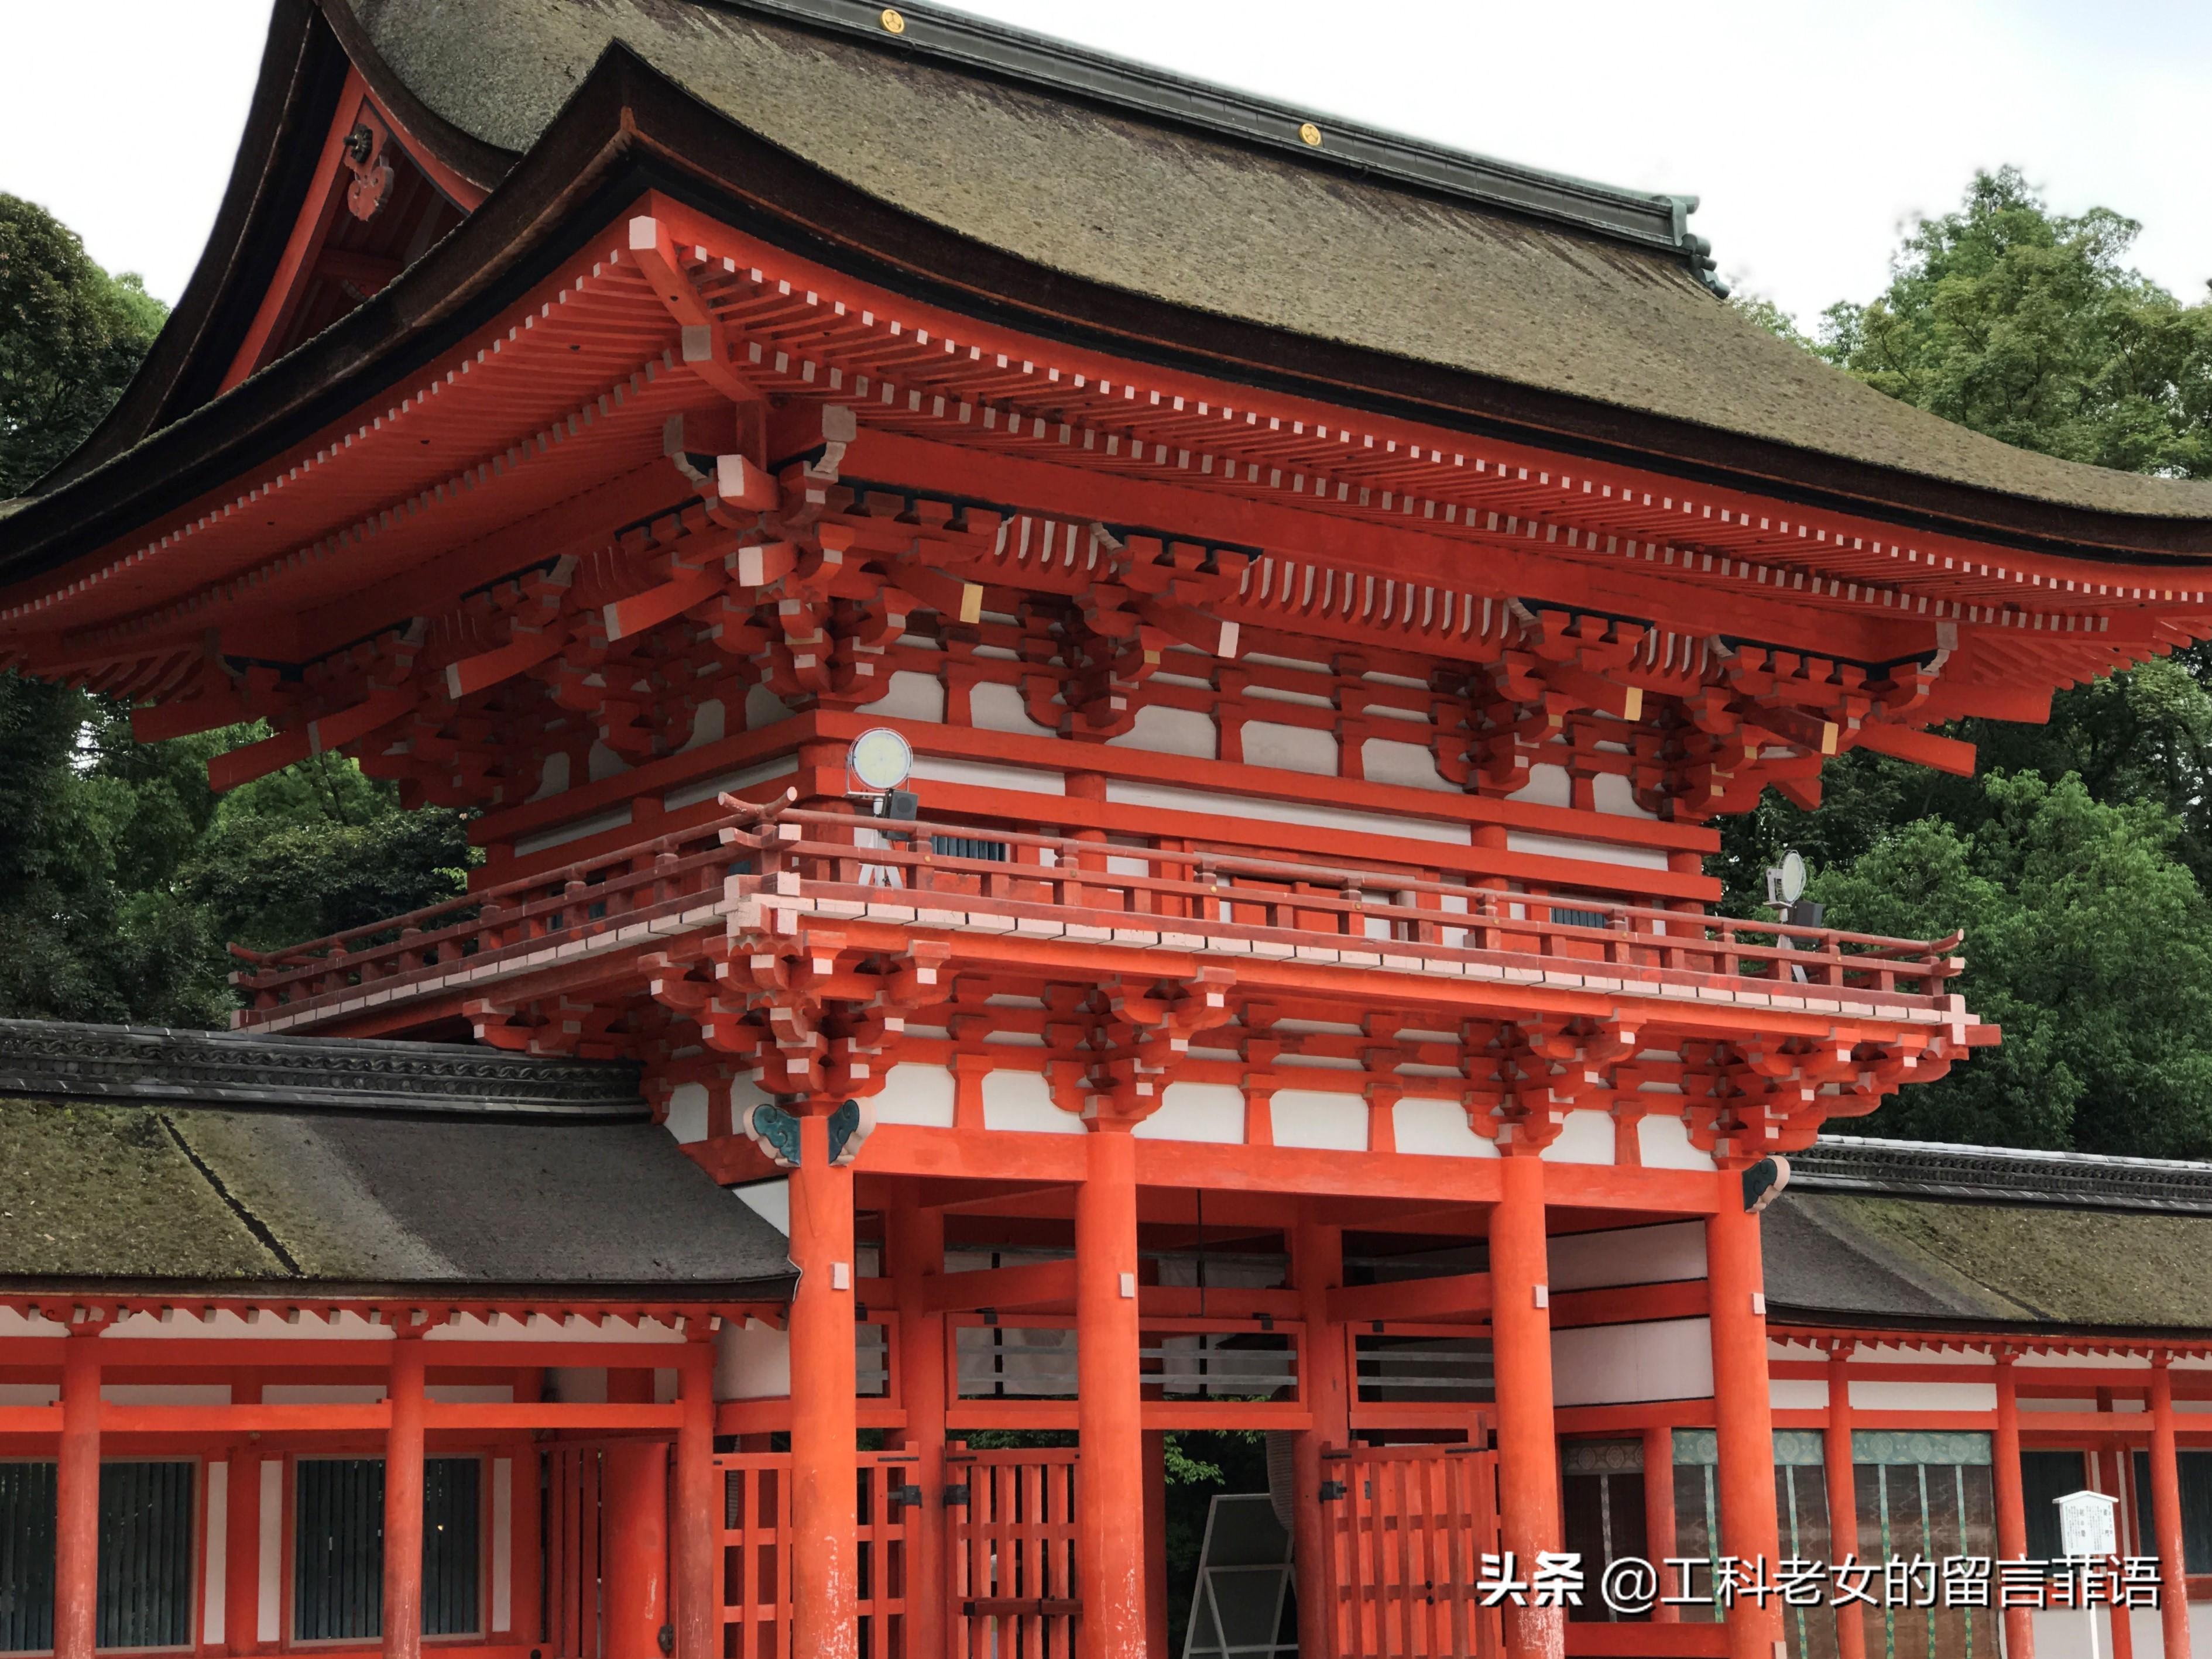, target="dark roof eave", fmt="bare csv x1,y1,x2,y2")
1766,1304,2212,1345
11,46,2212,600
0,1273,795,1303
